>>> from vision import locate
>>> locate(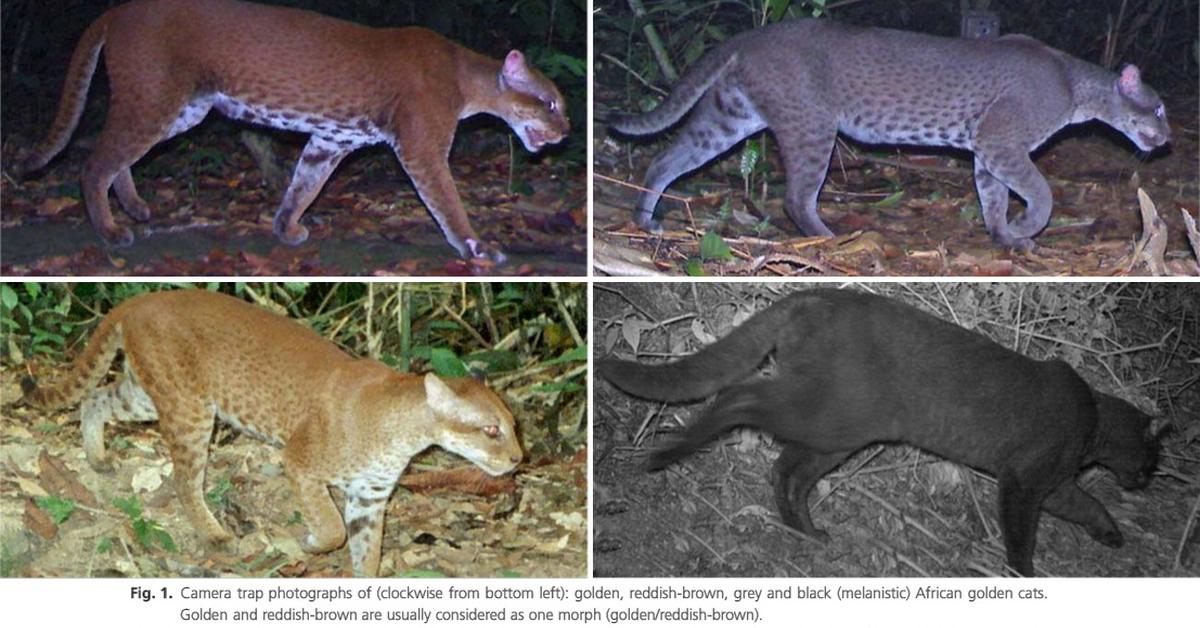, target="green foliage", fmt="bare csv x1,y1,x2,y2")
429,348,470,378
700,232,734,261
34,495,76,524
113,496,177,553
3,282,588,458
205,475,235,509
872,190,905,208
